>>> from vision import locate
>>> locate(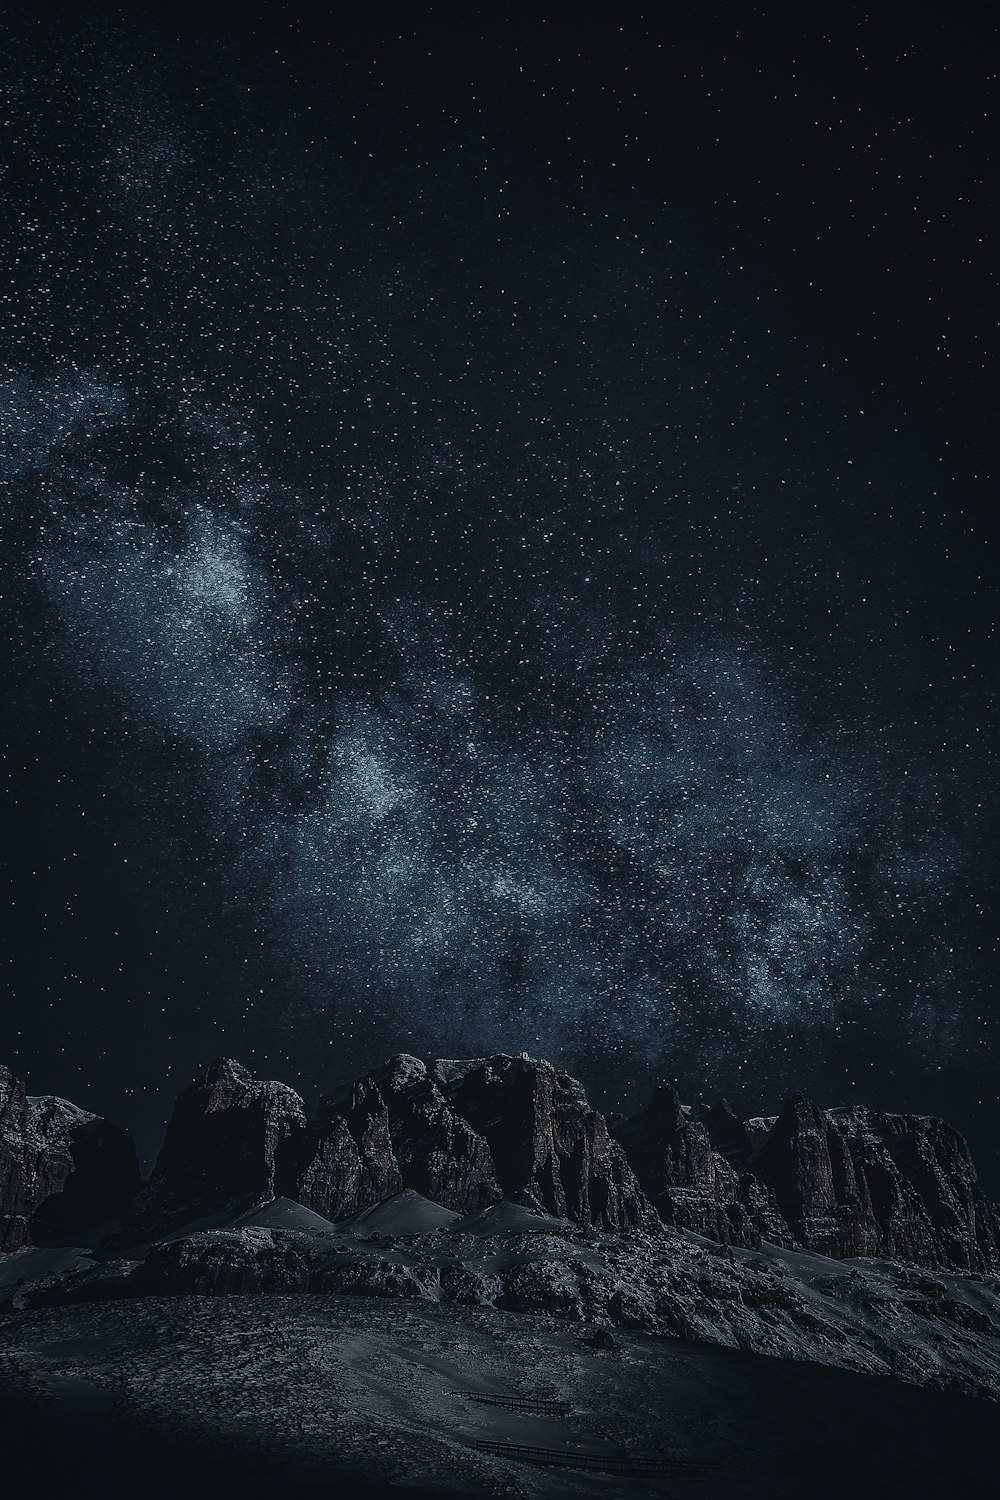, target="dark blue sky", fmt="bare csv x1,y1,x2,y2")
2,7,996,1183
